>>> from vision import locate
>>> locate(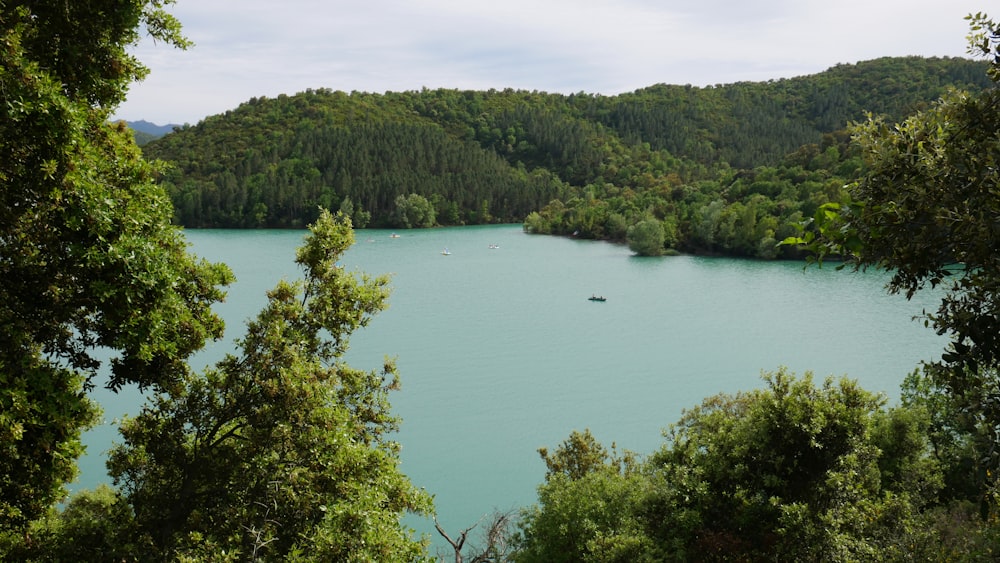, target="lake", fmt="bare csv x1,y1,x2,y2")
77,224,946,552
